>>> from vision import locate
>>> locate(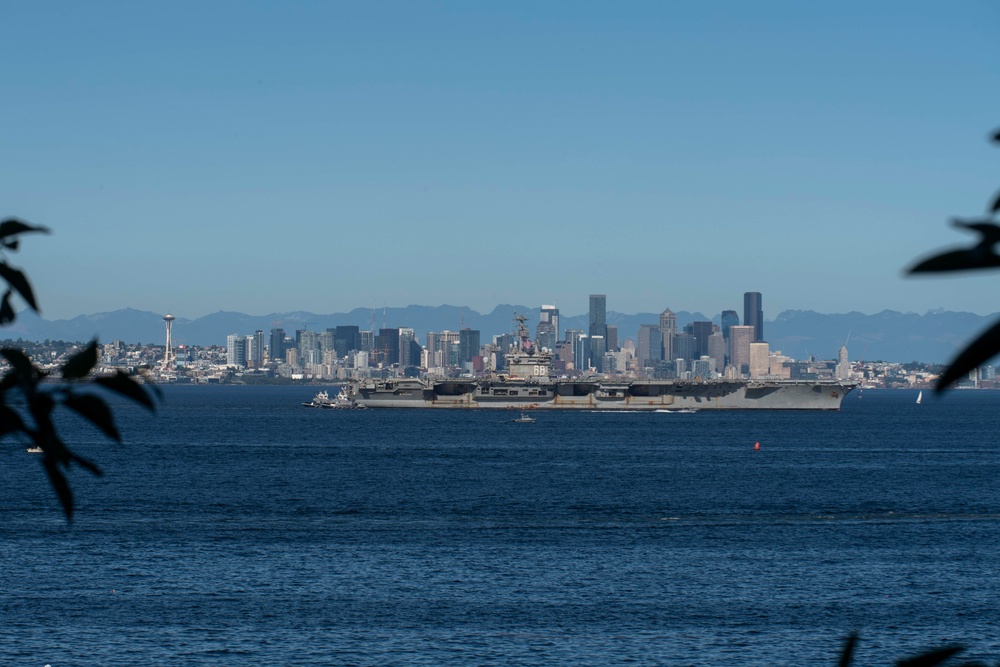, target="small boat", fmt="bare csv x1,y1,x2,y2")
26,446,42,453
512,412,535,423
323,387,367,410
303,390,333,408
916,390,922,405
